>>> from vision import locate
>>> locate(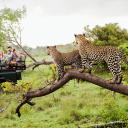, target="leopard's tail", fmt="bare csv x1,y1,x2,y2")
120,51,128,65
